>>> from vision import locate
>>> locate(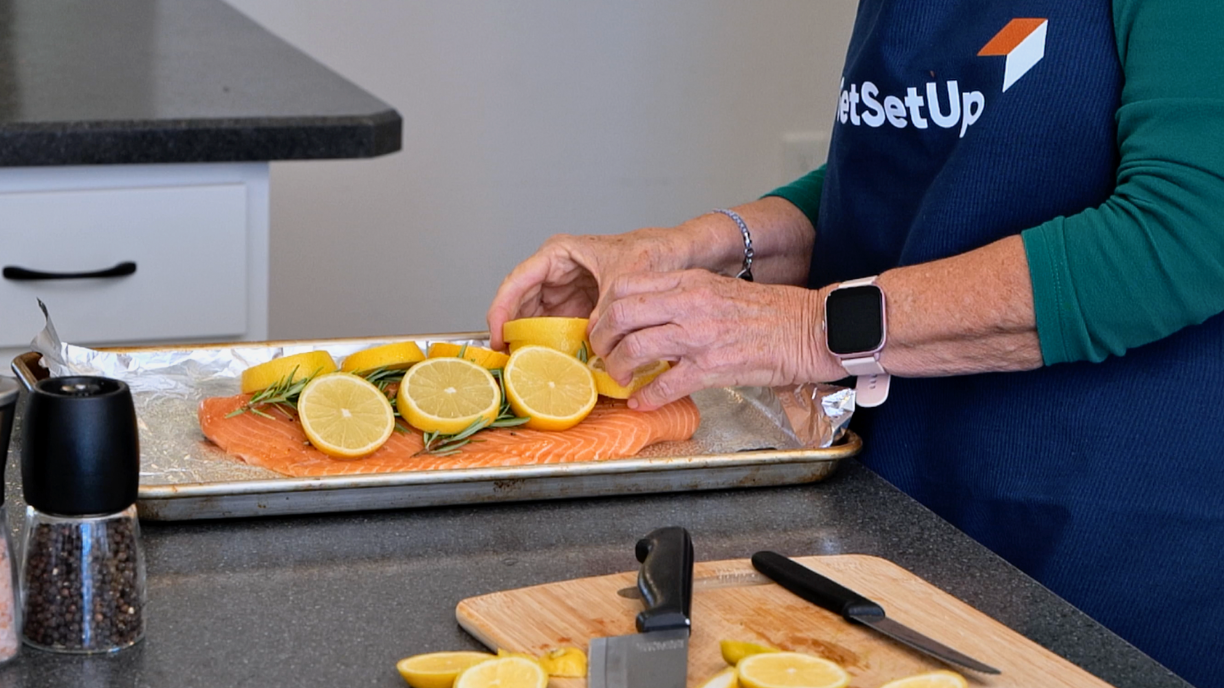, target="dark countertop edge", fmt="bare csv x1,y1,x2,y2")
0,108,402,167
